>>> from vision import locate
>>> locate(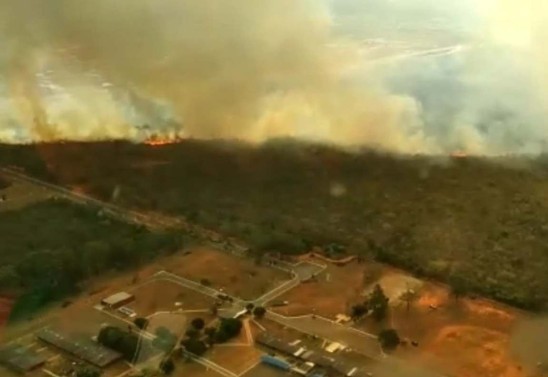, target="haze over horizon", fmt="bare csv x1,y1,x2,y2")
1,0,547,155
